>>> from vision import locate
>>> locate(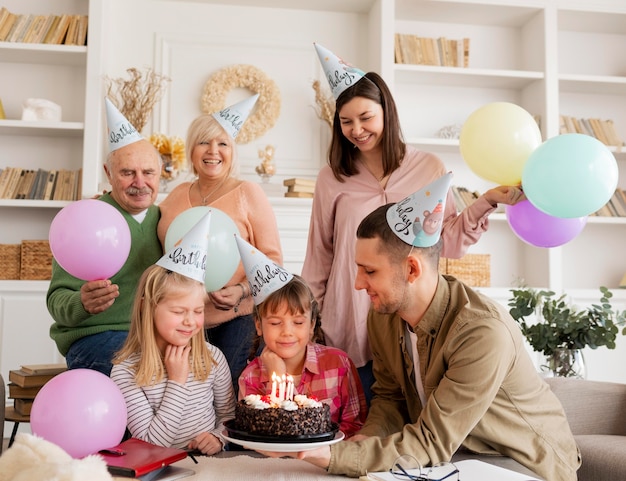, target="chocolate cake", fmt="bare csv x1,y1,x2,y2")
235,394,332,437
